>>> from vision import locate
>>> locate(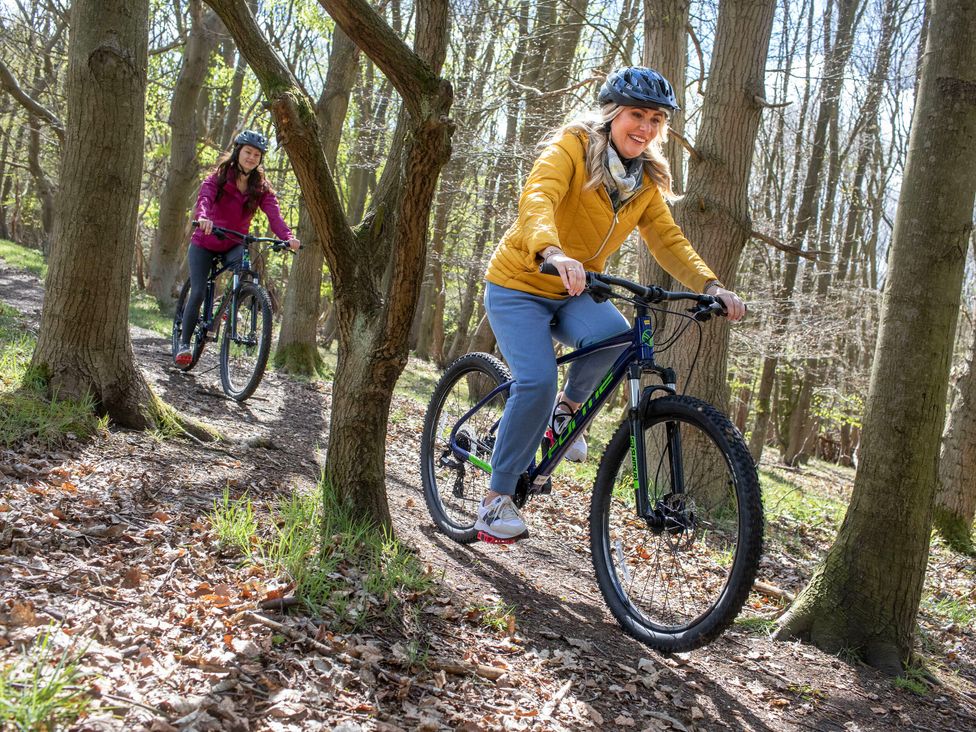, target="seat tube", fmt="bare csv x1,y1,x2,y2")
628,363,652,517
